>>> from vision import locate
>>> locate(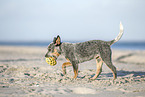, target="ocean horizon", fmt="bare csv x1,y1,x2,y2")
0,41,145,50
